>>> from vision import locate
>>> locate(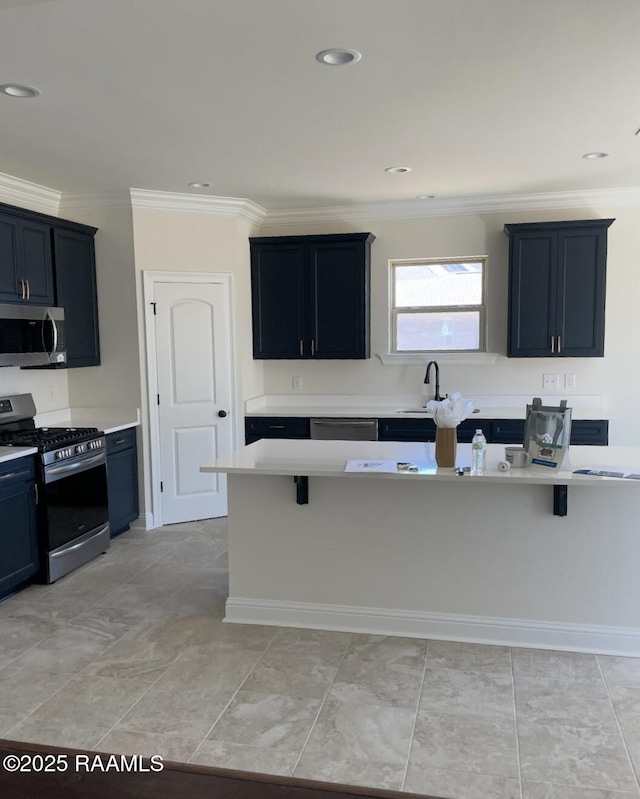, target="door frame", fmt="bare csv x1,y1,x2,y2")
142,270,236,529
